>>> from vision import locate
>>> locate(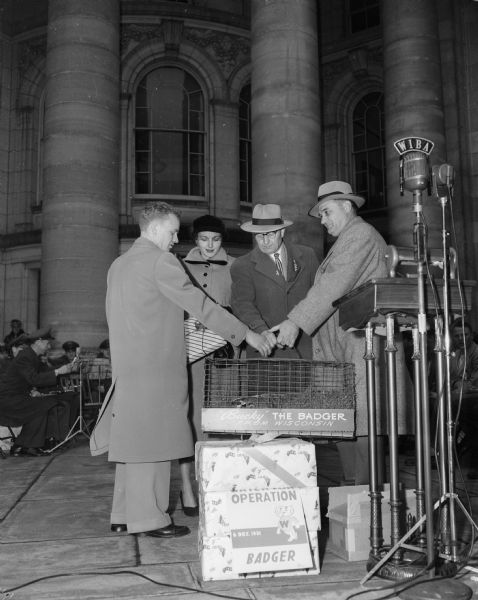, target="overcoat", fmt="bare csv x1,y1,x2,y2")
288,215,412,436
183,245,235,441
183,246,234,306
90,237,247,463
230,242,319,359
